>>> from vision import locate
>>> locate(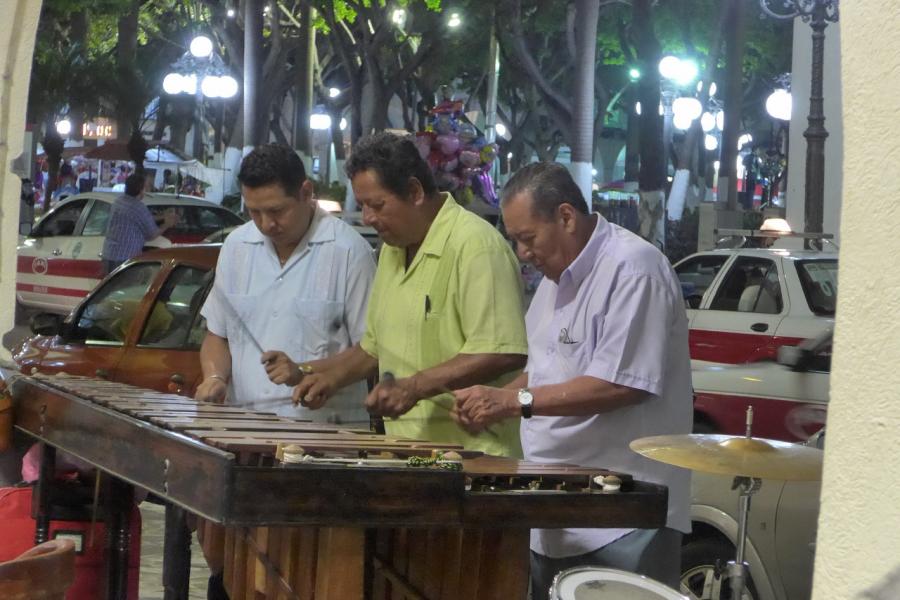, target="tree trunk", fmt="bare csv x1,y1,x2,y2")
115,0,140,140
243,0,264,151
69,11,88,143
718,0,747,210
292,4,315,165
632,0,666,250
570,0,600,209
668,0,729,220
